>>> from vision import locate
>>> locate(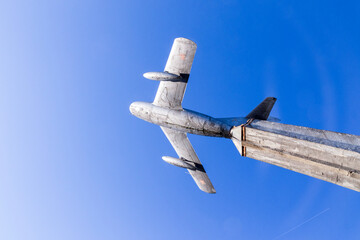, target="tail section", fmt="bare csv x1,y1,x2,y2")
246,97,277,120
